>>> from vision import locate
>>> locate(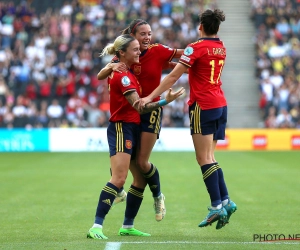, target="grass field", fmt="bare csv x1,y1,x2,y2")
1,151,300,250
